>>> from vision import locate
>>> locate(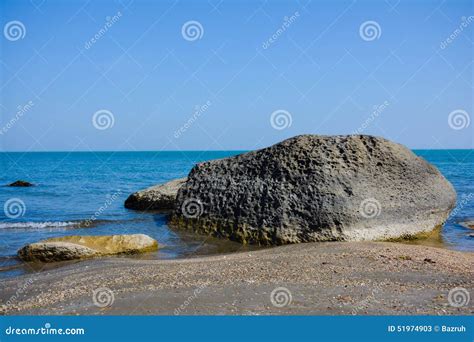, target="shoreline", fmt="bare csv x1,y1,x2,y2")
0,223,464,280
1,241,472,315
